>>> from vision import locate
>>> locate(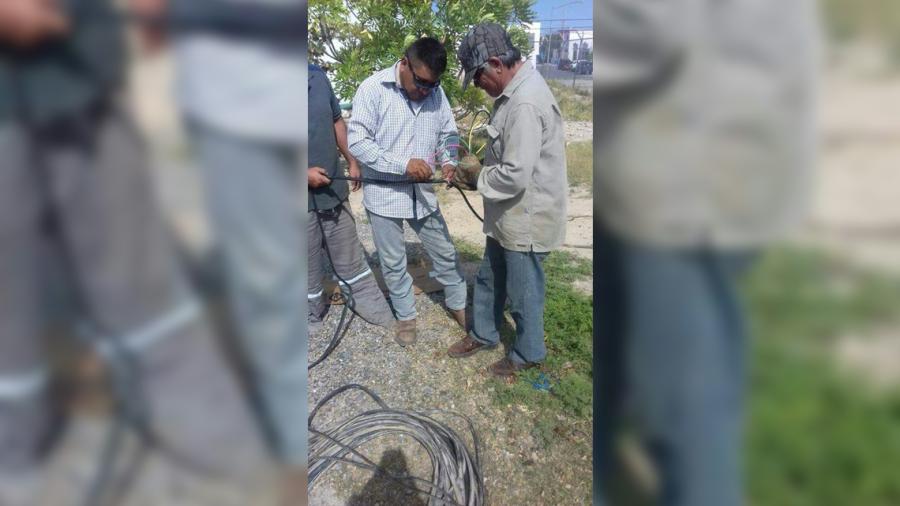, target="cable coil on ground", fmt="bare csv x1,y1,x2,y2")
308,384,485,506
